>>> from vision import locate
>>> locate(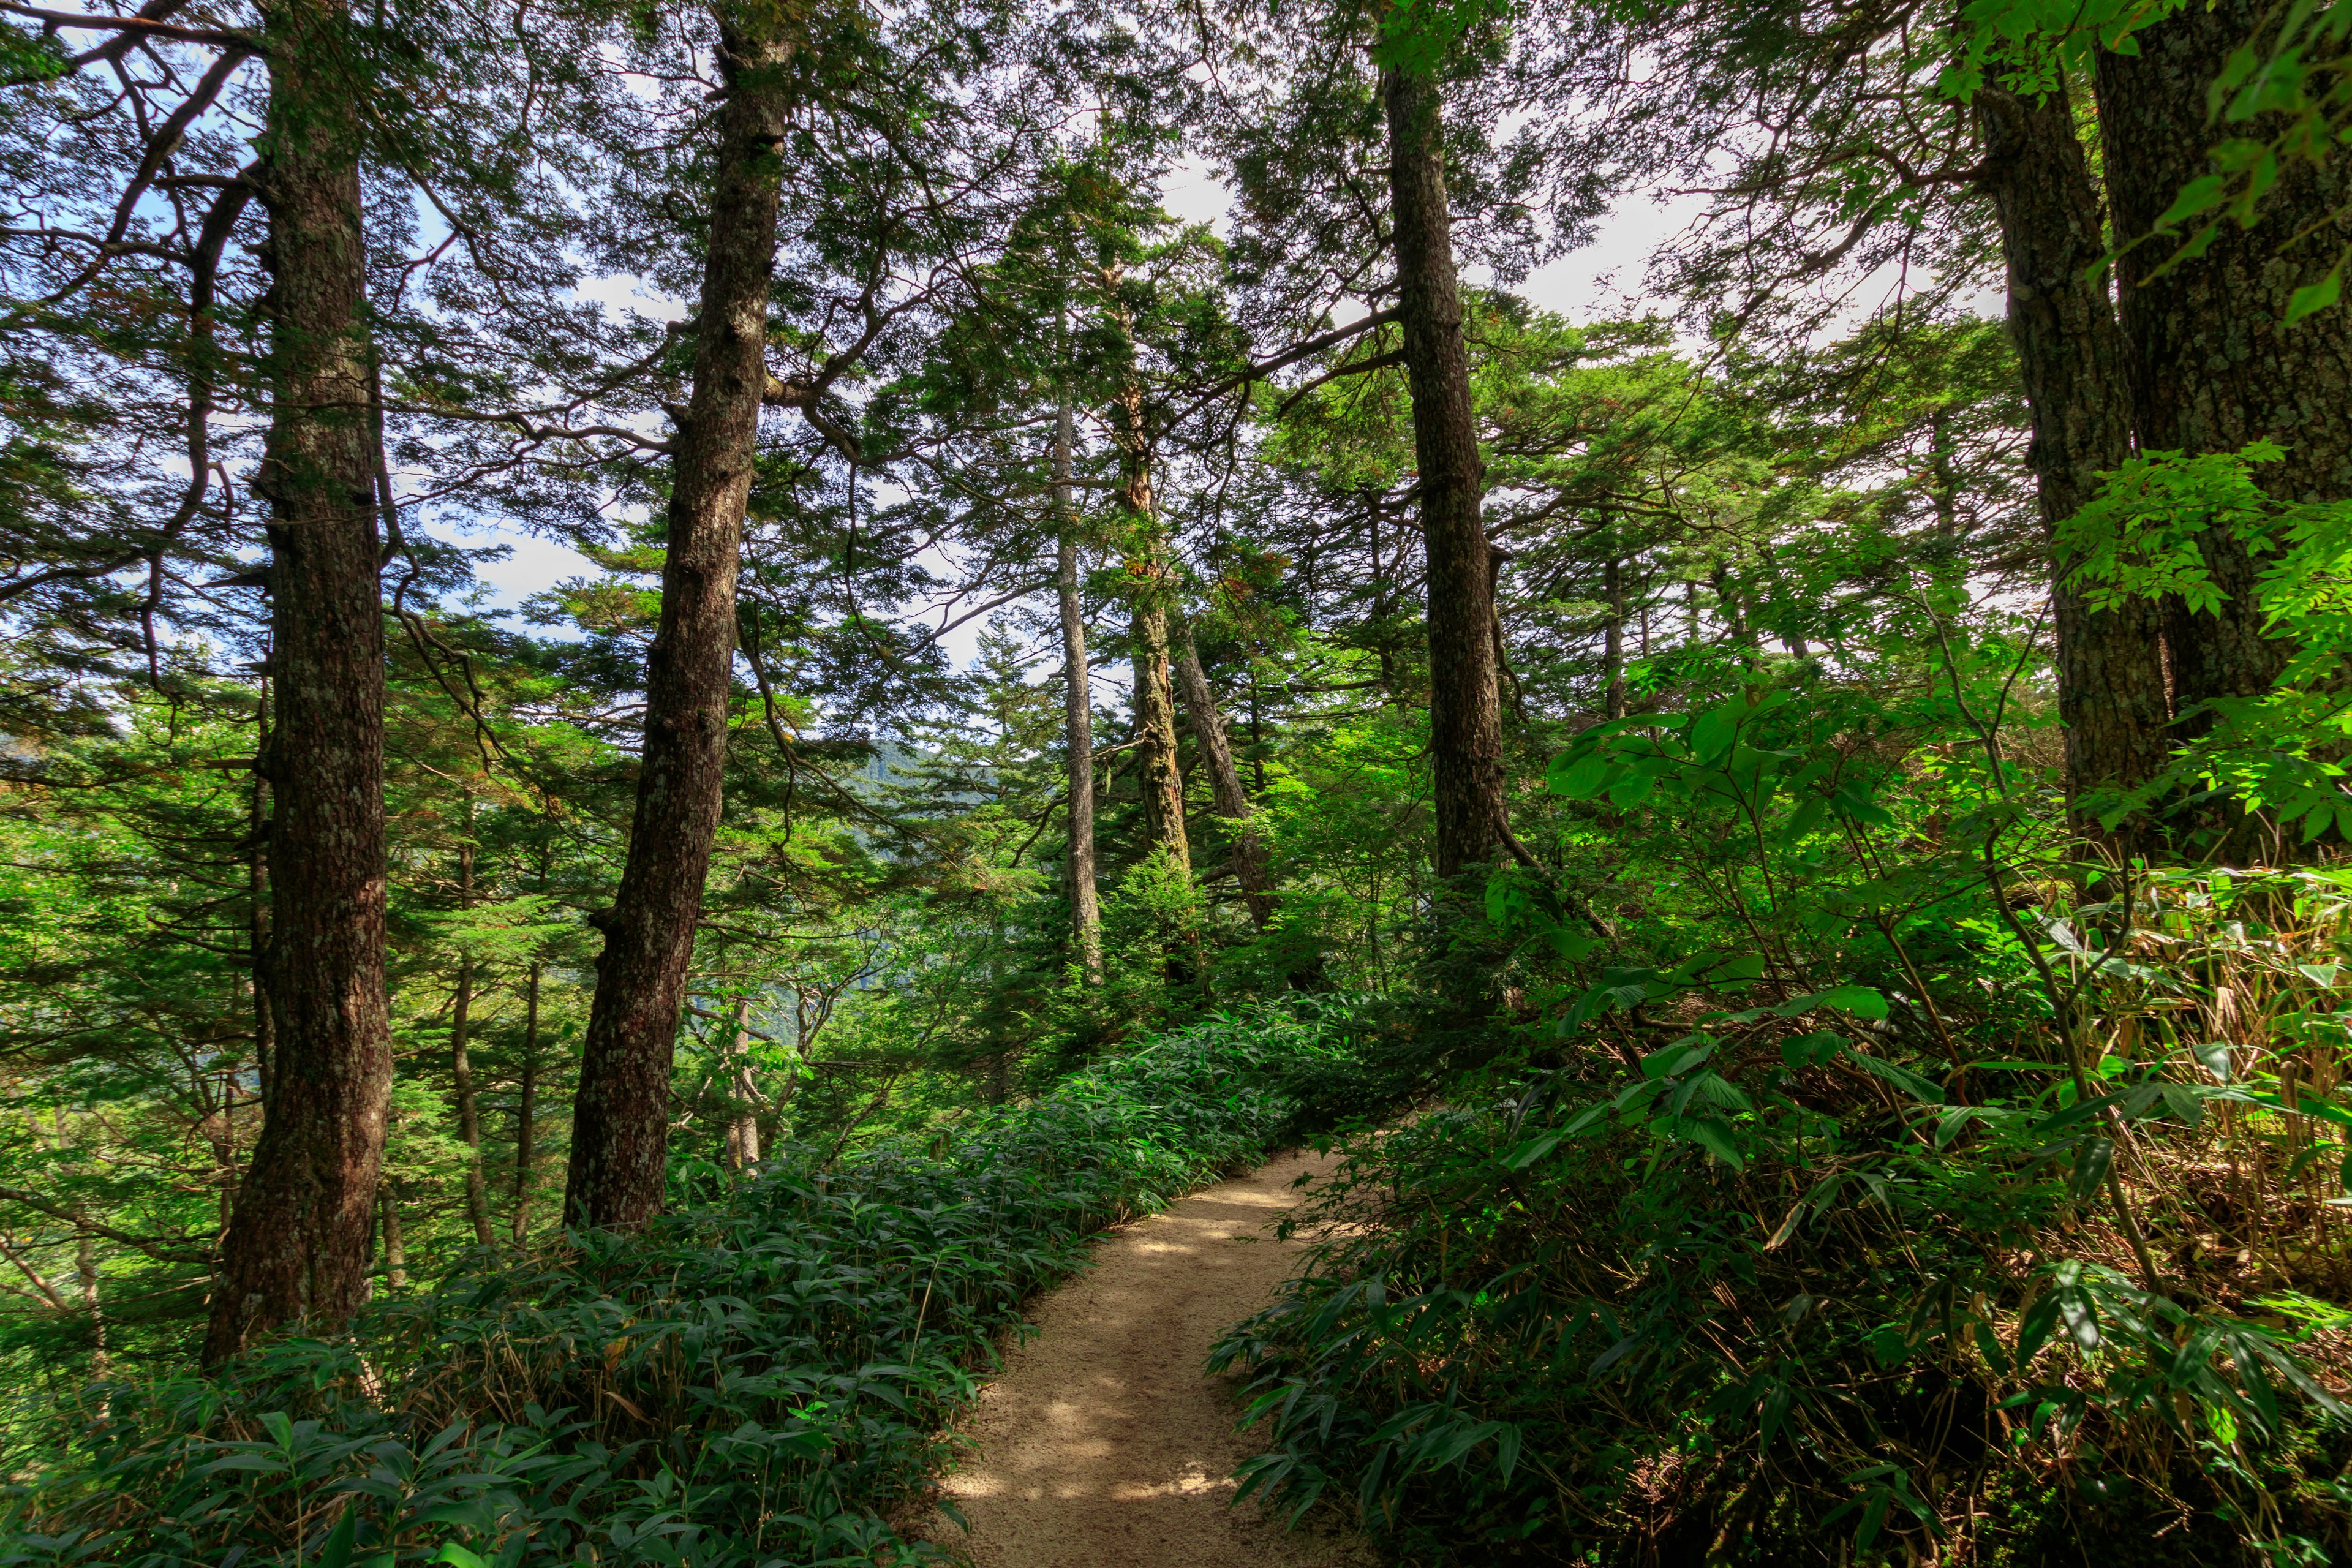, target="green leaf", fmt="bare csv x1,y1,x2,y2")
1702,953,1769,985
432,1546,488,1568
1780,793,1829,843
1498,1130,1565,1171
2155,173,2230,230
2288,270,2342,324
1781,984,1888,1020
1606,771,1657,808
1684,1116,1747,1170
320,1510,360,1568
1781,1031,1845,1069
1847,1050,1945,1104
1689,702,1741,763
1551,752,1610,799
2068,1136,2116,1201
1758,1382,1792,1450
1546,926,1602,962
